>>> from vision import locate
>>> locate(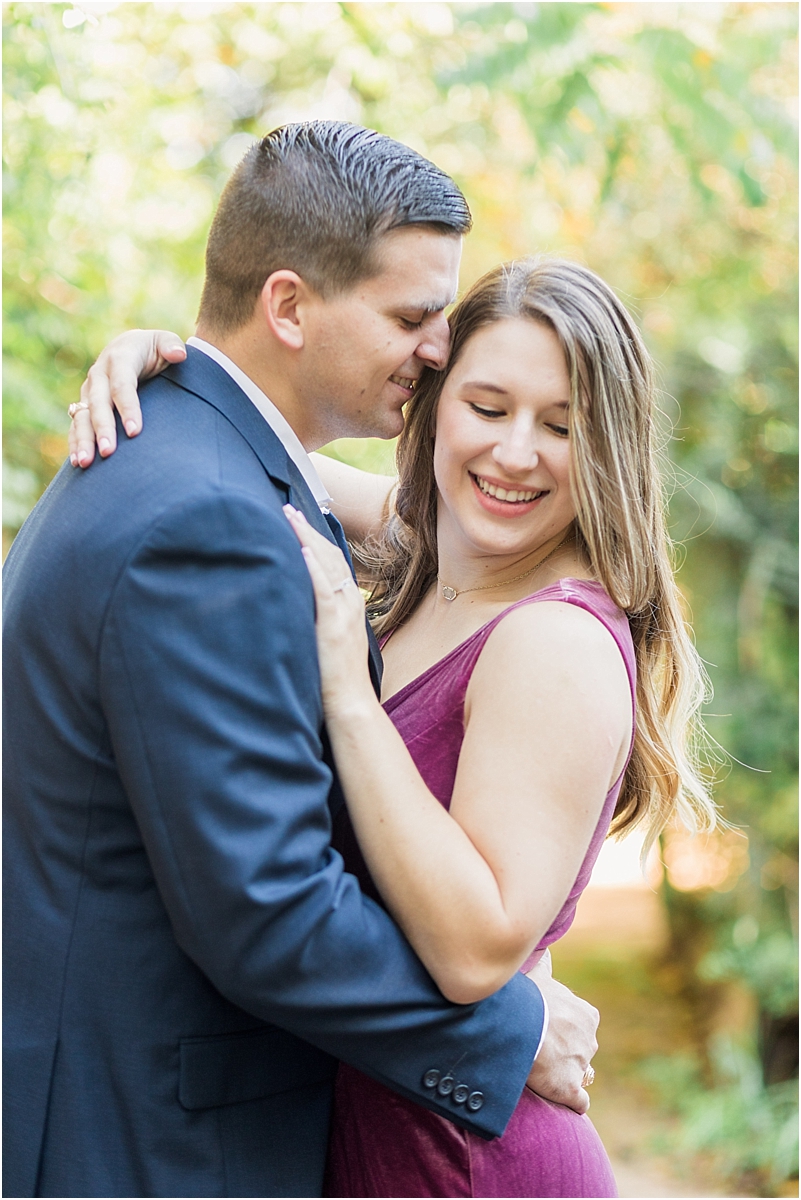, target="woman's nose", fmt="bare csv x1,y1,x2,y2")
492,423,539,474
